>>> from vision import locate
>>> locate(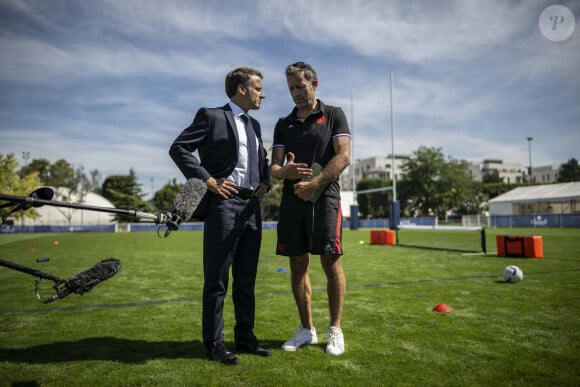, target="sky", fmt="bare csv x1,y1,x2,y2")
1,0,579,198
